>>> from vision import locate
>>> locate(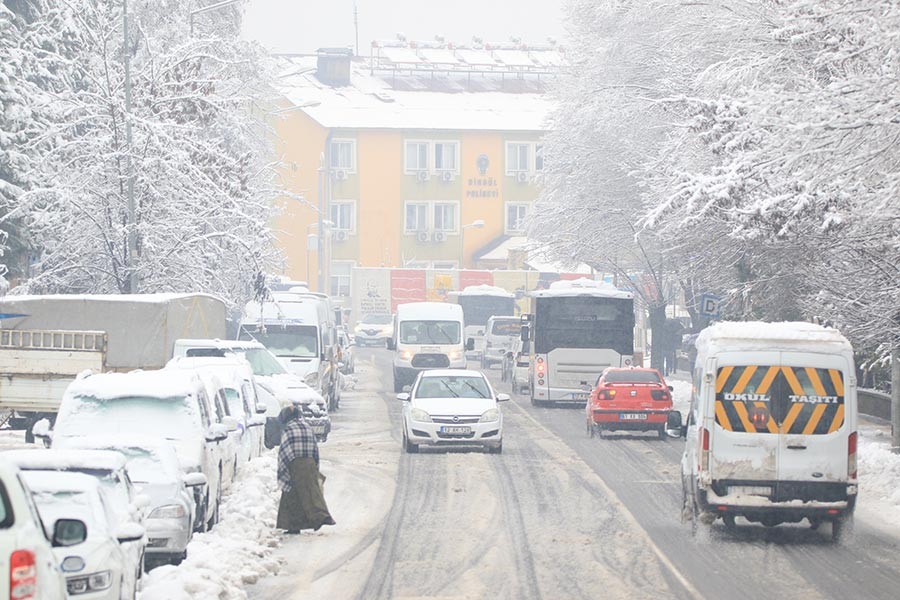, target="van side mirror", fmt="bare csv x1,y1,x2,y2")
386,338,396,351
52,519,87,547
520,325,530,343
183,472,208,487
666,411,684,438
466,338,475,351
